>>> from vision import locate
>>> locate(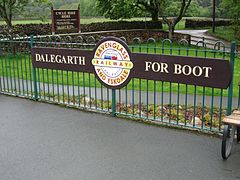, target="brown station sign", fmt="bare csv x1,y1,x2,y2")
31,37,232,89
